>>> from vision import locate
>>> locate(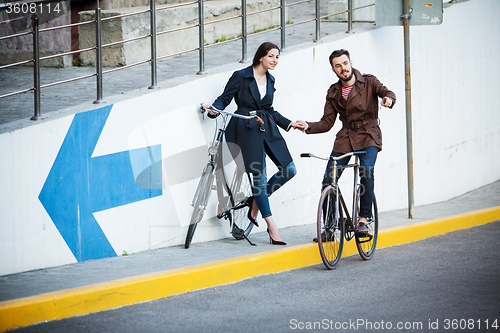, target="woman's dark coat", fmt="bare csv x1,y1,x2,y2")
212,65,293,175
